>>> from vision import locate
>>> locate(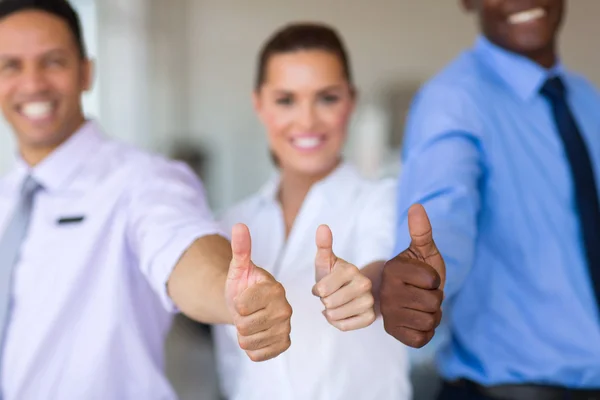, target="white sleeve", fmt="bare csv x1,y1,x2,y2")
354,178,398,268
126,156,225,312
